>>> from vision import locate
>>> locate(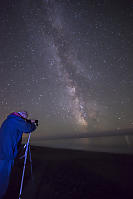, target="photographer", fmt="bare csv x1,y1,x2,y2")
0,111,37,199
